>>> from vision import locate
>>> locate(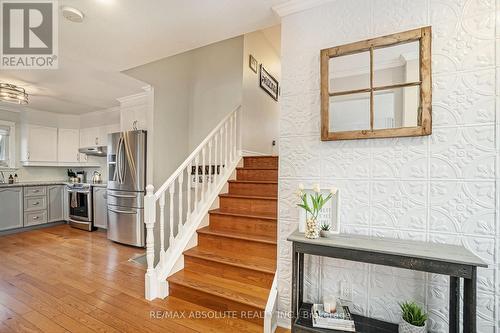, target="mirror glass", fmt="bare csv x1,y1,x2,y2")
329,52,370,93
373,86,420,129
373,41,420,87
329,92,370,132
